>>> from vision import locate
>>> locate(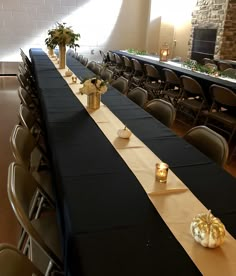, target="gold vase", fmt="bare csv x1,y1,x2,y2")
48,47,54,57
59,44,66,69
87,93,101,109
